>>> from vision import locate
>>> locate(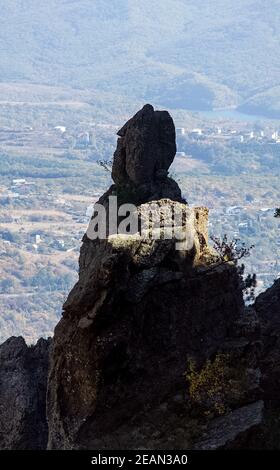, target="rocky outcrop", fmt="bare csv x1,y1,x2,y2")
194,401,264,450
47,204,245,449
0,336,51,449
112,104,176,187
97,105,184,230
245,279,280,449
46,105,248,450
254,279,280,402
